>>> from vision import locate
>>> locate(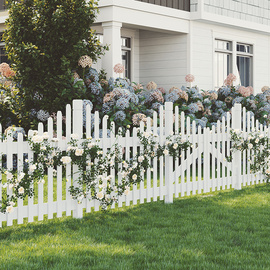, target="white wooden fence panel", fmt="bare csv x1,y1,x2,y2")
0,101,268,227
